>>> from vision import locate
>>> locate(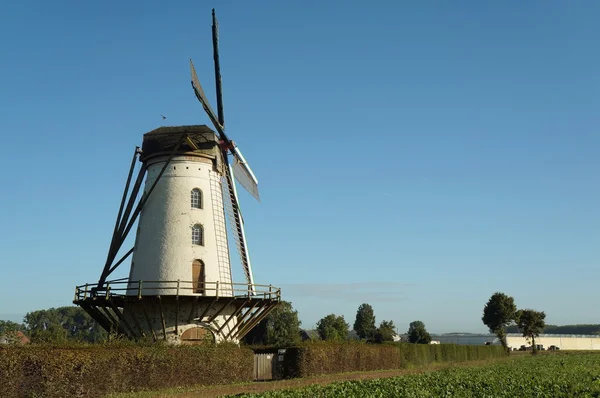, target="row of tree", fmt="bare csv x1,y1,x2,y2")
1,302,435,346
0,301,431,346
0,307,106,344
243,301,433,346
482,292,546,353
3,294,552,349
